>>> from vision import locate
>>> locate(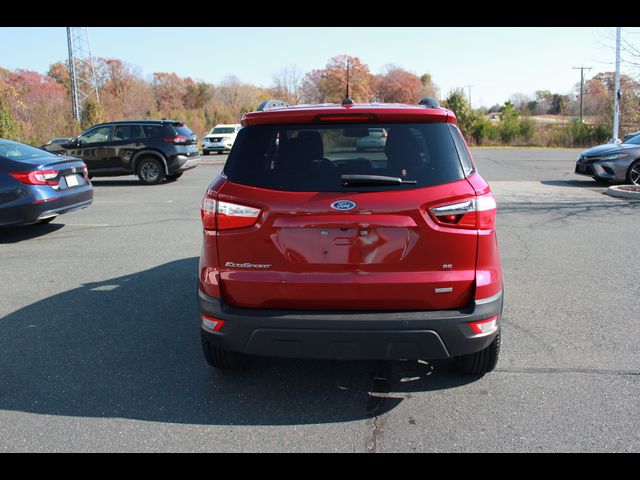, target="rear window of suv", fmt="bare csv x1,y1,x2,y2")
172,125,195,137
224,123,466,192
